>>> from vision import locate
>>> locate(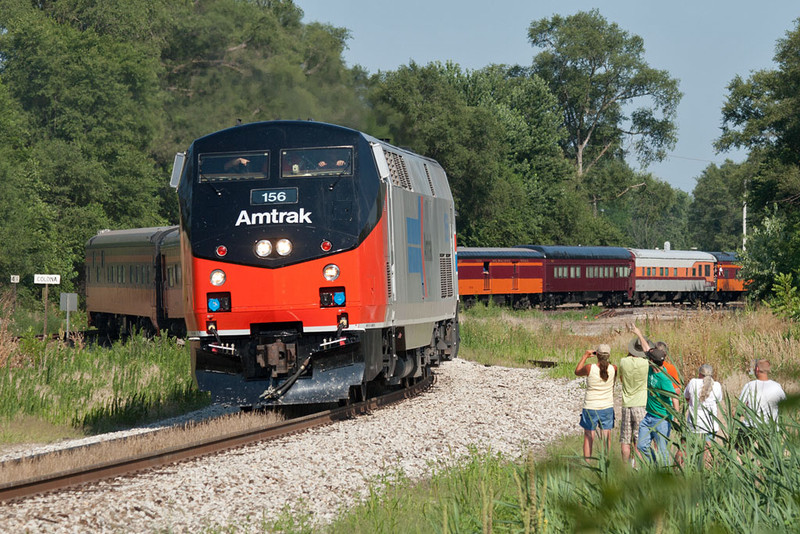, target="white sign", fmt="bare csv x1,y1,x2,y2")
60,292,78,312
10,275,19,284
34,274,61,285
